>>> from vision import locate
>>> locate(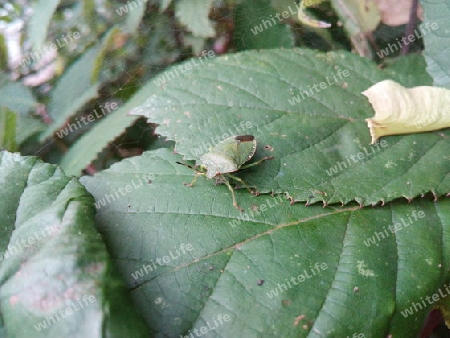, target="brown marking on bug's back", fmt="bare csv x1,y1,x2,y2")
235,135,254,142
